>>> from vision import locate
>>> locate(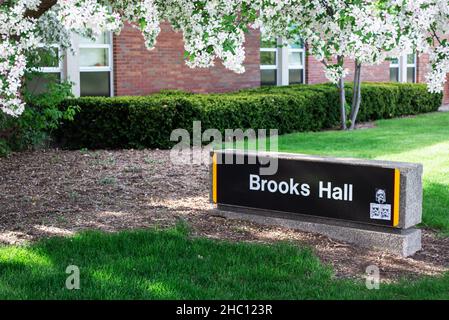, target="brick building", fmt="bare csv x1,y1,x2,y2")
34,23,449,104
